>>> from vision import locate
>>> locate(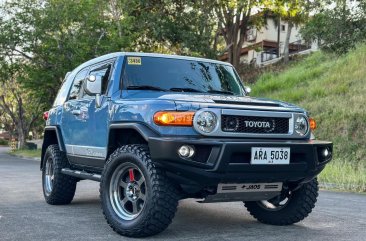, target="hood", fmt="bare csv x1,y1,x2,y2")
124,91,305,112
